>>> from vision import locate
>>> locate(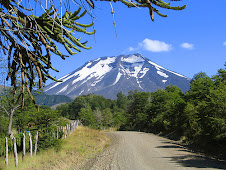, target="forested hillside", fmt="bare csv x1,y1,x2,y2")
57,64,226,159
0,87,72,107
34,92,72,106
